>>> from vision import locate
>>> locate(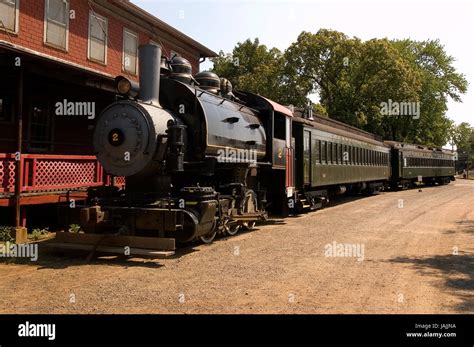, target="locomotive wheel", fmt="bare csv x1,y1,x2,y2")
199,216,218,244
243,221,256,231
199,231,217,244
225,222,241,236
